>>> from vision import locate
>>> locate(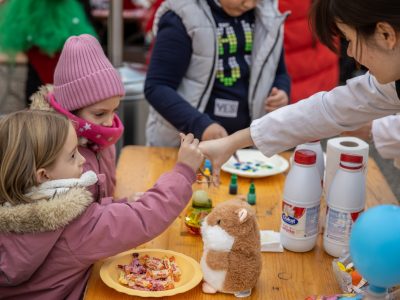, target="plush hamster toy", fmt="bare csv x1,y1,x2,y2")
200,199,261,297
